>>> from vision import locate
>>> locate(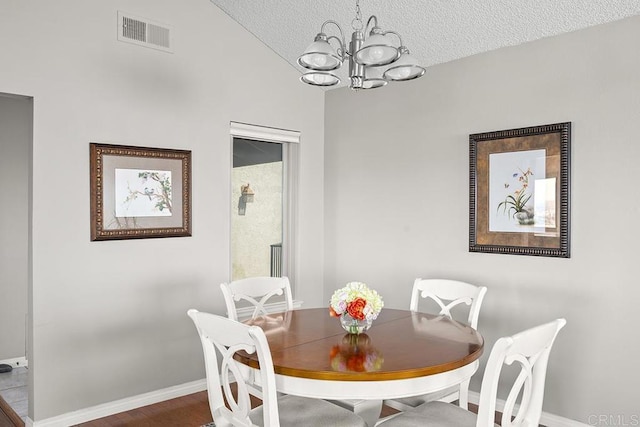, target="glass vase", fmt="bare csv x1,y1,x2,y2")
340,313,372,334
